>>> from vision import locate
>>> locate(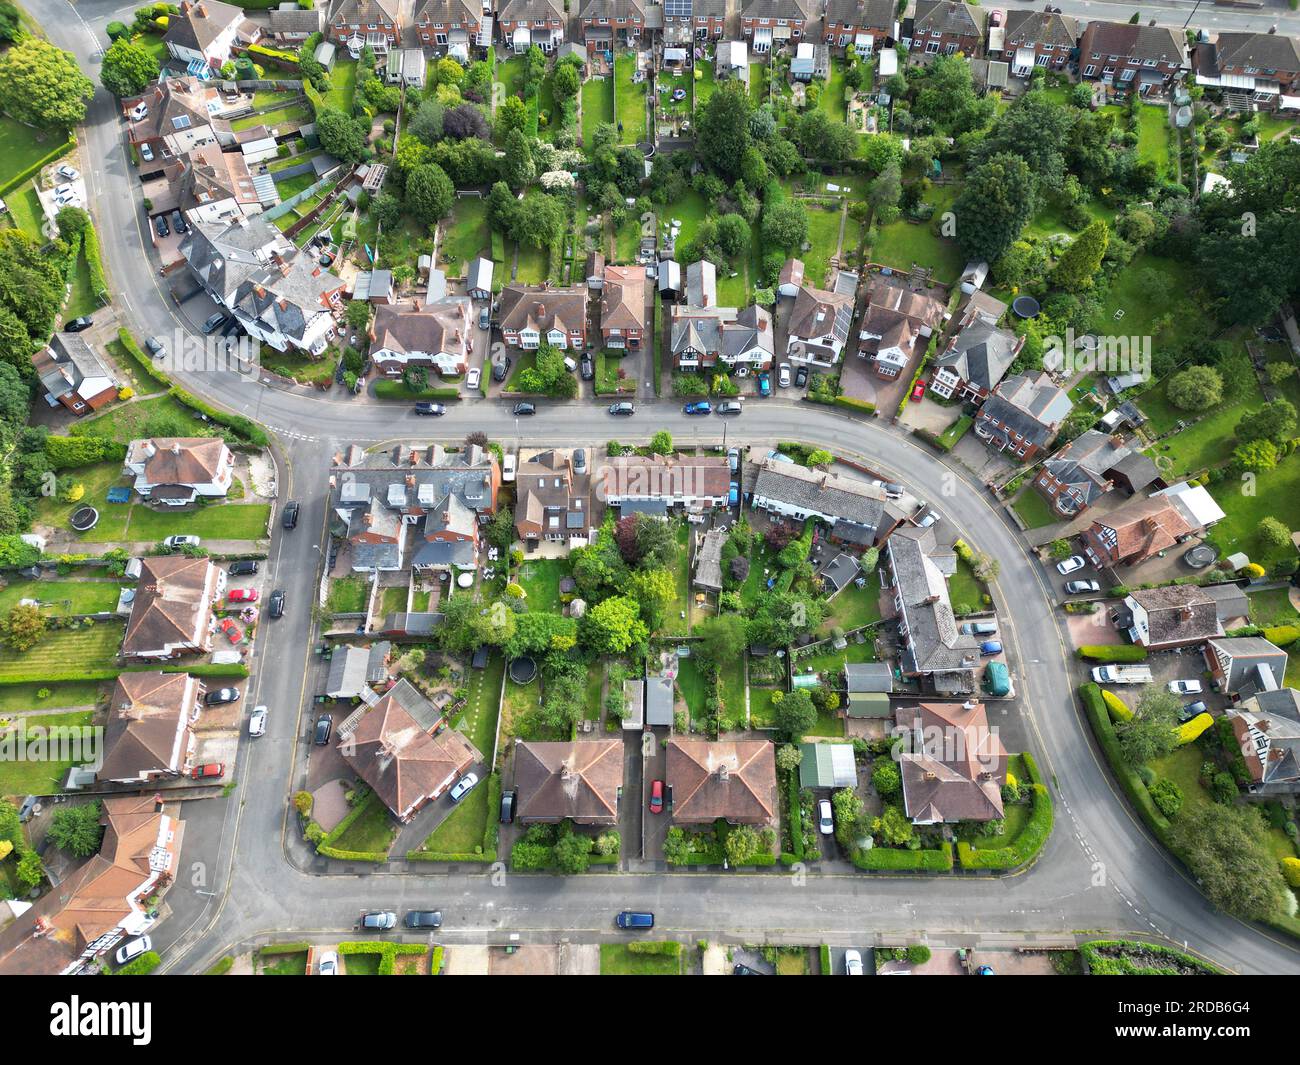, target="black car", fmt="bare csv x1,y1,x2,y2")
492,356,511,382
268,589,285,619
65,316,94,333
314,714,333,745
580,353,594,381
170,209,188,234
795,365,808,388
228,560,258,575
499,789,516,823
734,964,766,975
204,687,240,706
404,910,443,929
144,336,166,357
281,500,299,530
608,401,635,416
154,214,169,238
513,401,536,416
414,402,446,416
202,312,227,334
